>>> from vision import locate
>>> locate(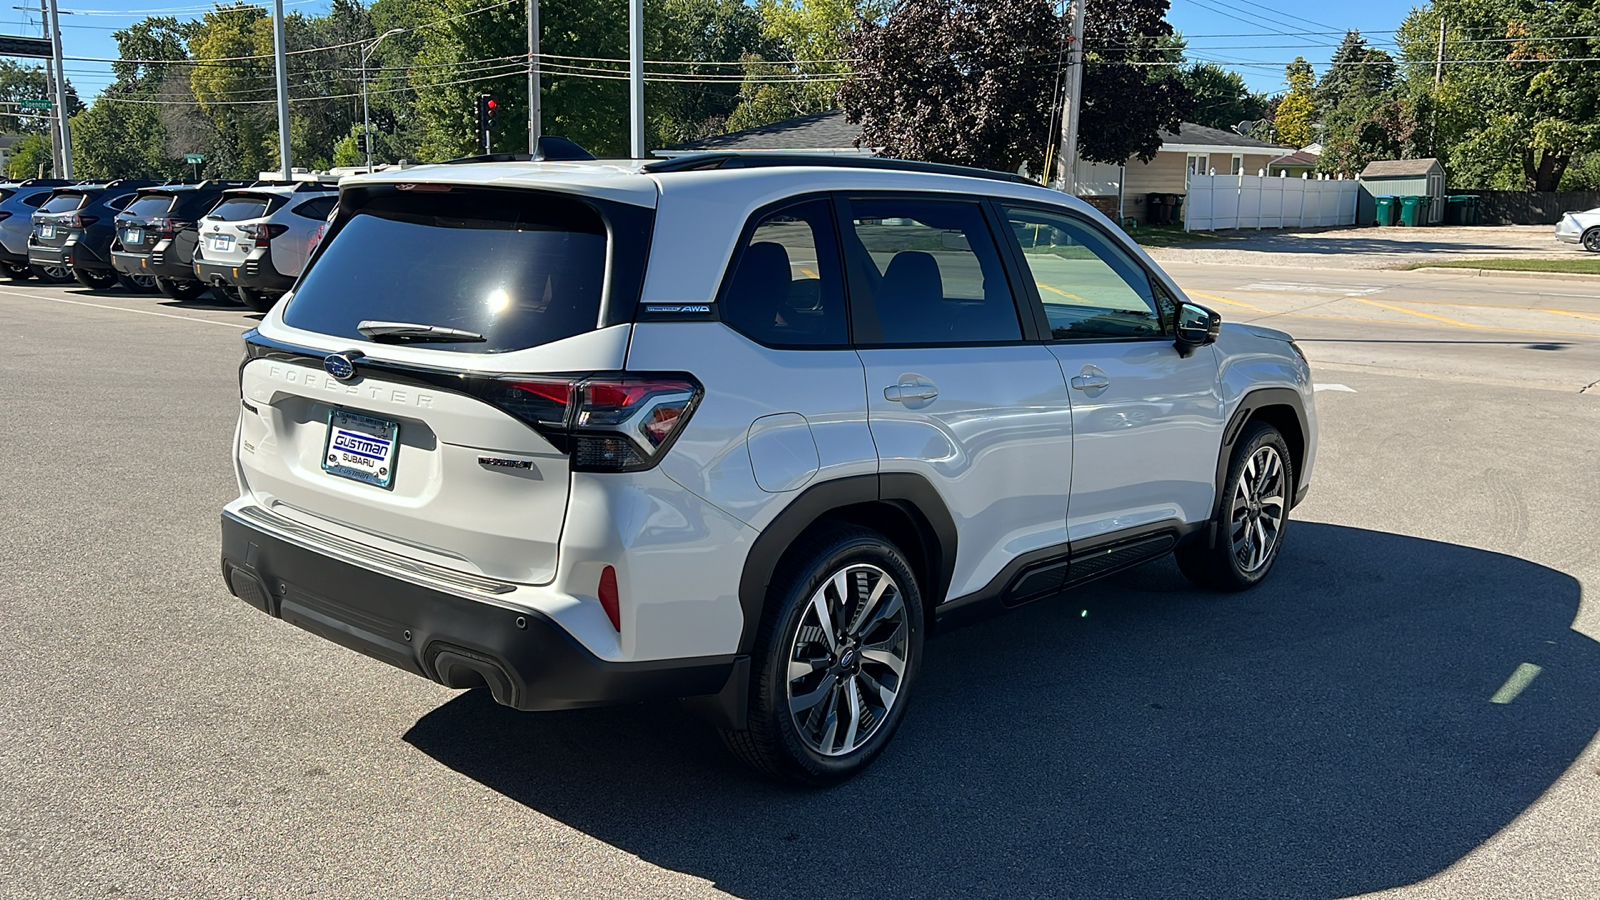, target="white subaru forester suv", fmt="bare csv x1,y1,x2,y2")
221,154,1317,785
